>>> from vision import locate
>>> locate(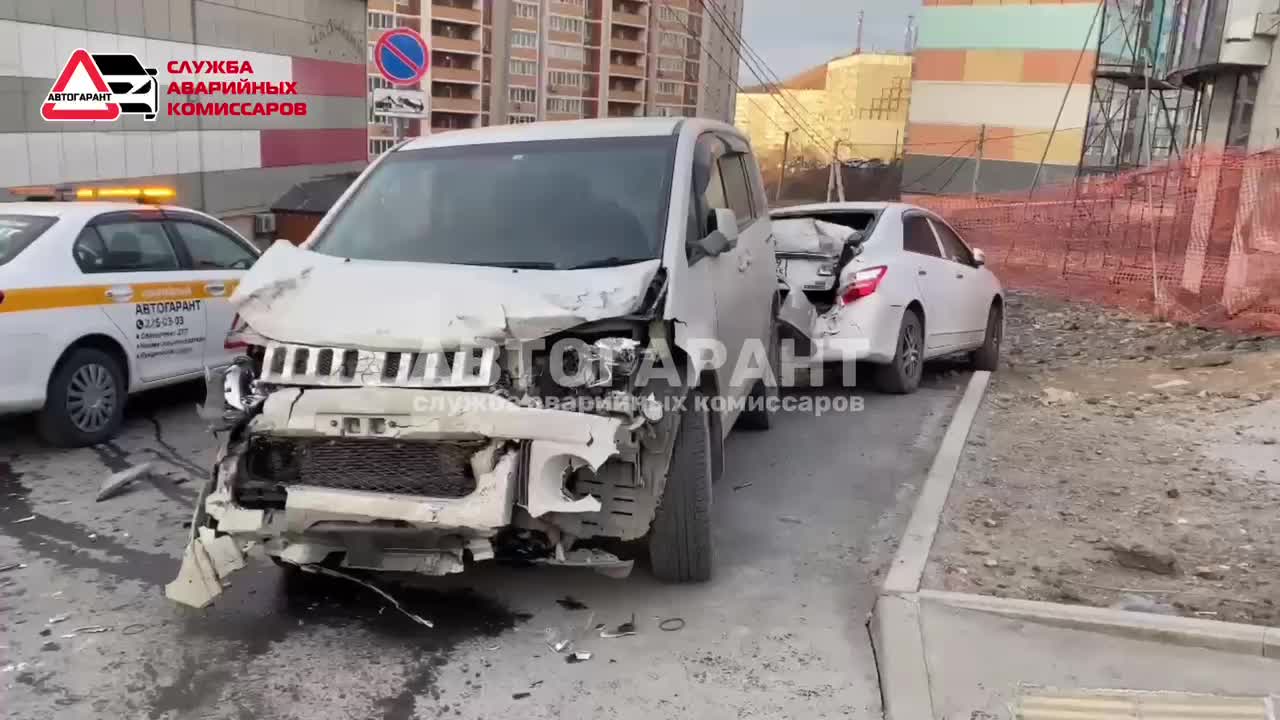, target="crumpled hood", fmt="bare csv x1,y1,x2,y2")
231,241,661,350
